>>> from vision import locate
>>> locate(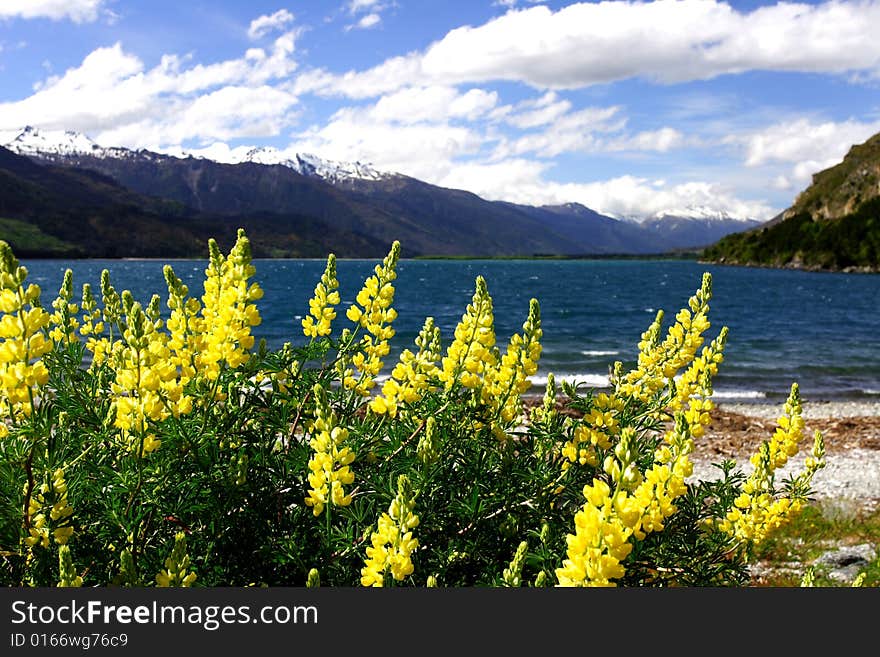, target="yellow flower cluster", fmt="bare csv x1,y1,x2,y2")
24,468,74,549
616,272,713,403
162,265,203,399
79,273,116,370
48,269,79,346
155,531,197,587
481,298,542,437
561,393,622,470
344,242,400,396
302,254,340,339
0,241,51,432
361,475,419,587
438,276,497,390
719,384,825,546
108,299,178,455
197,230,263,381
369,316,441,417
556,480,633,587
77,283,103,339
668,327,727,439
304,384,355,516
557,276,729,585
